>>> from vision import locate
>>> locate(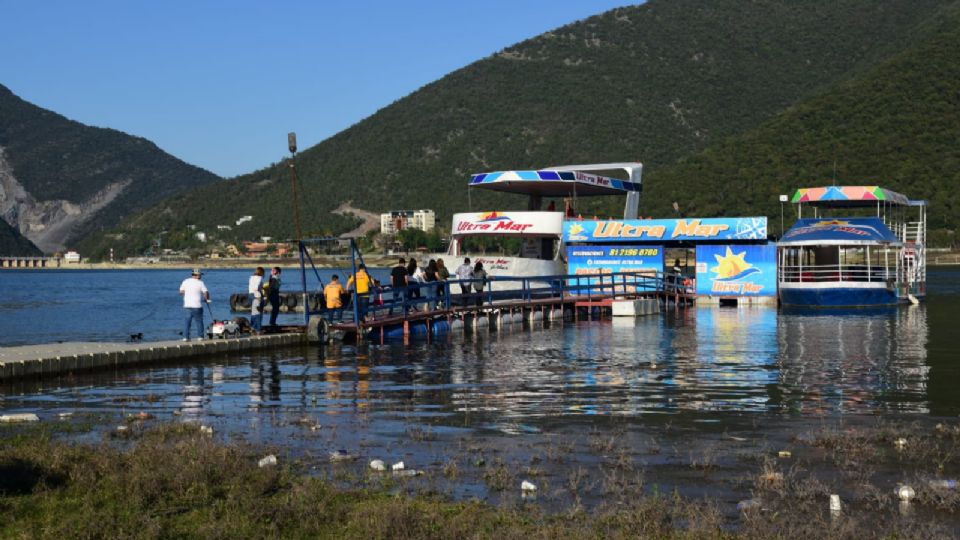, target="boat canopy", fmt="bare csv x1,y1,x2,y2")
779,217,901,246
790,186,916,207
469,163,642,197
